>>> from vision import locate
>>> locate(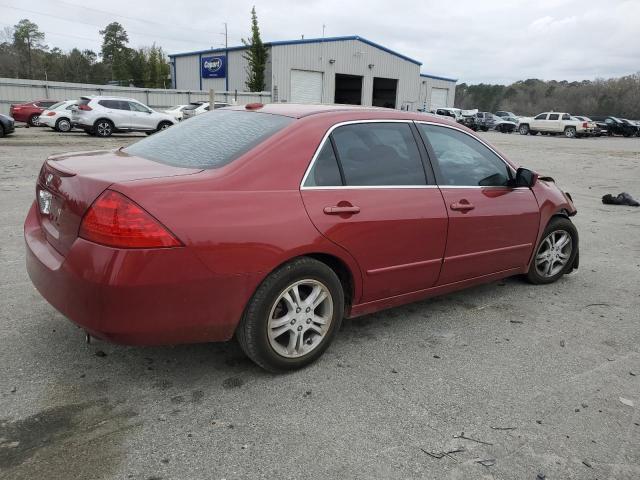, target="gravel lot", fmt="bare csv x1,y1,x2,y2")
1,127,639,480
